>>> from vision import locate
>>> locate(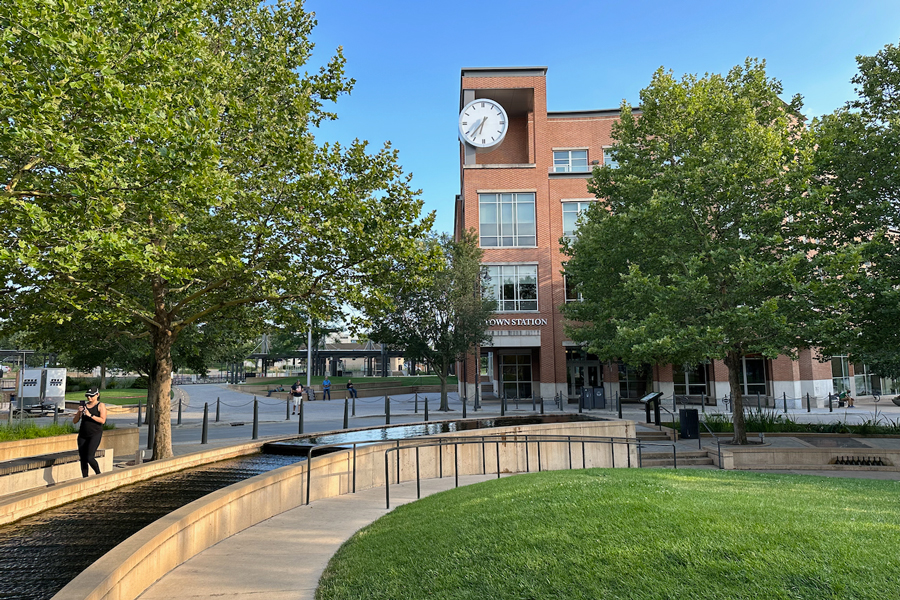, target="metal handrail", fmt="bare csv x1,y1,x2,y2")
699,419,724,469
382,434,677,509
